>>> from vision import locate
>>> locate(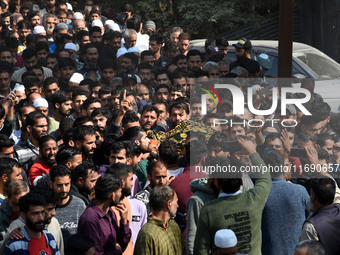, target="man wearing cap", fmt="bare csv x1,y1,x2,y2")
213,229,247,255
229,38,257,73
49,23,69,54
144,20,156,36
33,26,47,36
65,43,77,59
33,97,59,134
